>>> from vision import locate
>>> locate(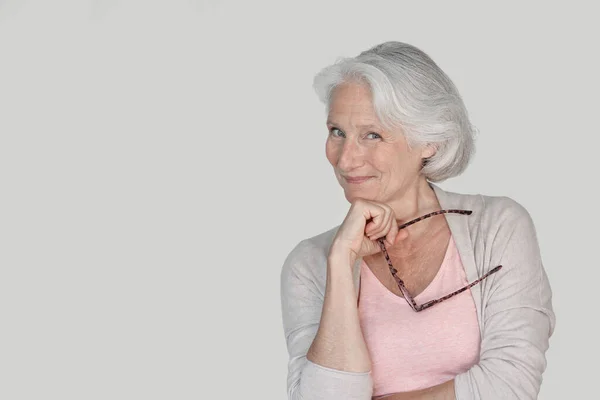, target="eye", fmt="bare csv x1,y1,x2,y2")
329,127,345,138
366,132,382,139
